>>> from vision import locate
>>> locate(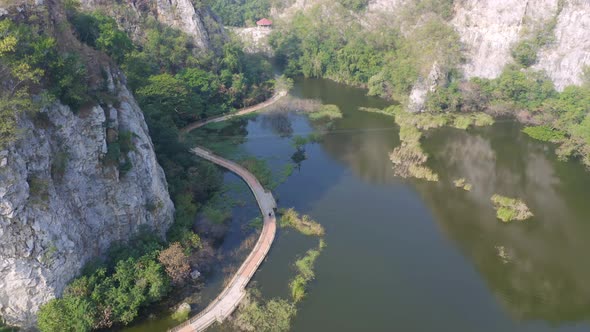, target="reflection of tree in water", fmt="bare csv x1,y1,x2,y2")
260,111,293,138
291,148,307,170
416,124,590,324
188,118,250,156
